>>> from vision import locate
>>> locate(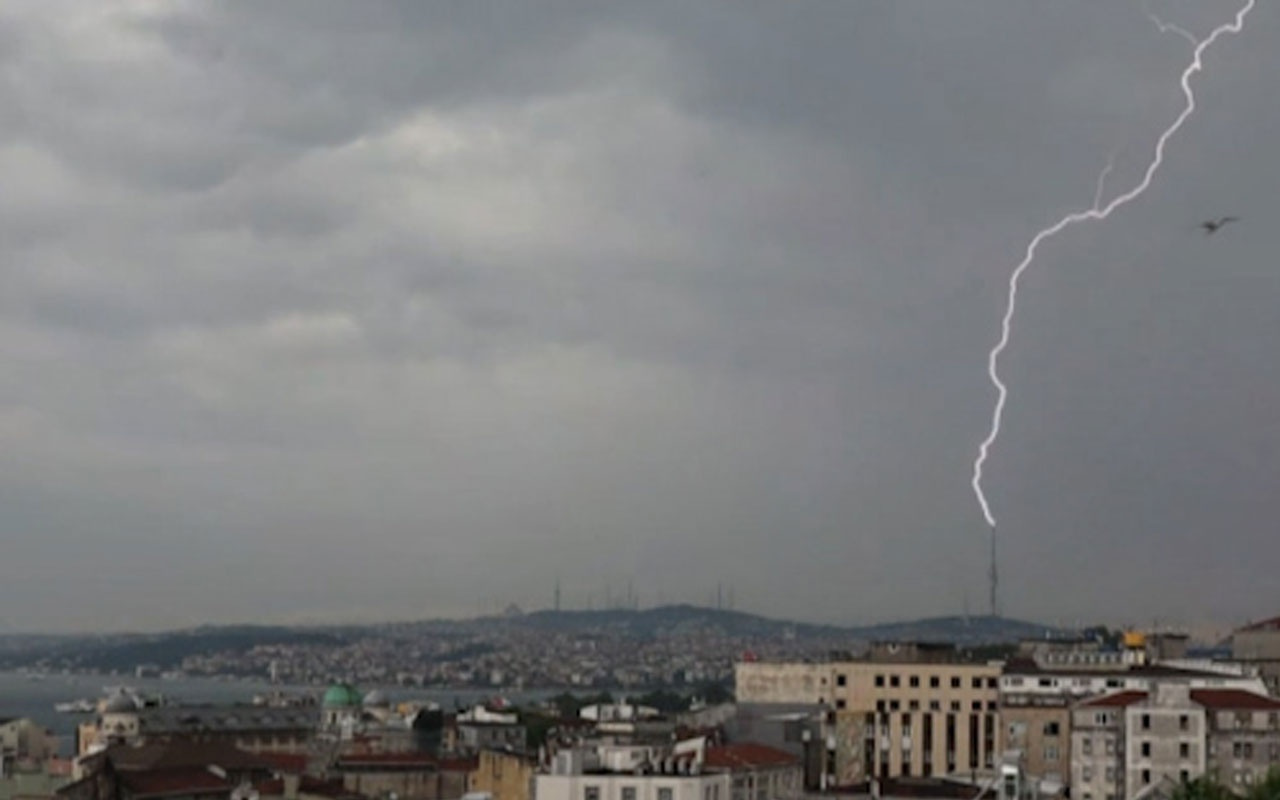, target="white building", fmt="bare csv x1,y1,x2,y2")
537,739,802,800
